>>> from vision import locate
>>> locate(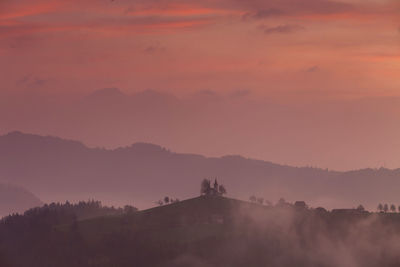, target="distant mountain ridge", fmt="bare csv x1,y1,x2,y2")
3,88,400,170
0,182,42,216
0,131,399,210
